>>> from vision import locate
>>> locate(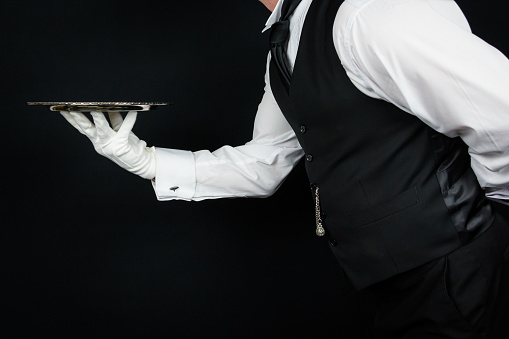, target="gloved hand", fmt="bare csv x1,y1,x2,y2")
60,111,156,179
